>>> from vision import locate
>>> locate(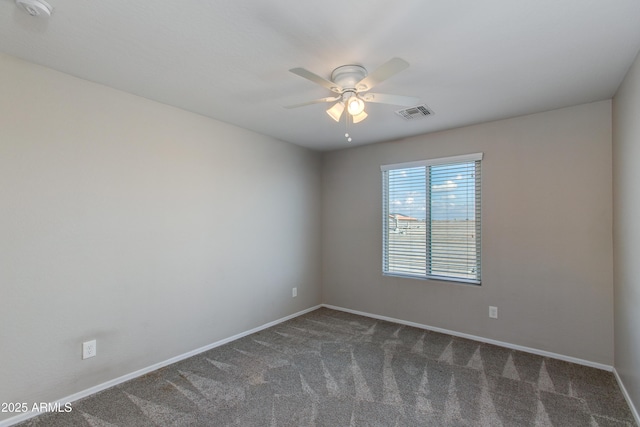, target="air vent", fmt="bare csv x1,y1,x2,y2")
395,104,434,120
